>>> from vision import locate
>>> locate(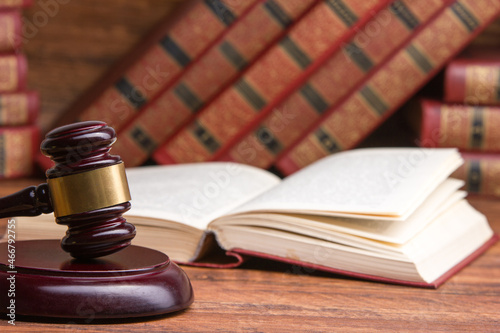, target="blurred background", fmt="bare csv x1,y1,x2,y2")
1,0,500,197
